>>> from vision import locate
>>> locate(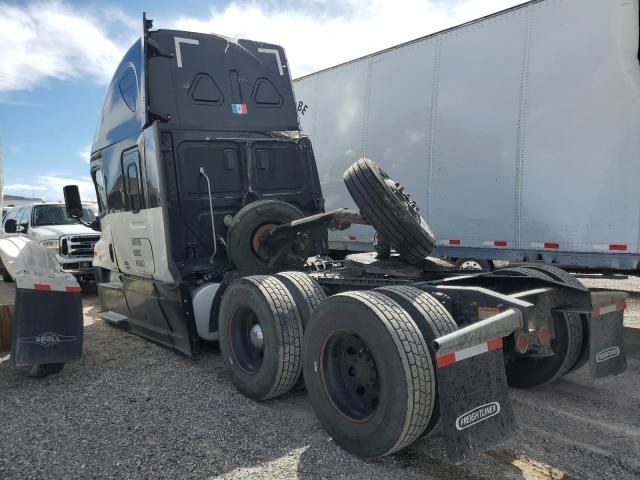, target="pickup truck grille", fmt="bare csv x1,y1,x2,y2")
60,235,100,258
